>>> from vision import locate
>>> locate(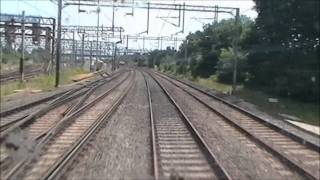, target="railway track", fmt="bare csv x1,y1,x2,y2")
150,70,320,180
143,72,230,180
4,70,135,180
0,70,127,179
0,70,125,134
0,66,43,83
